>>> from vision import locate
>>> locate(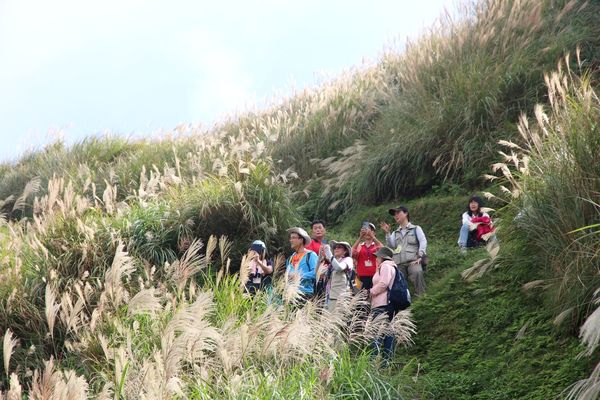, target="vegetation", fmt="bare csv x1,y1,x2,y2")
1,0,600,398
